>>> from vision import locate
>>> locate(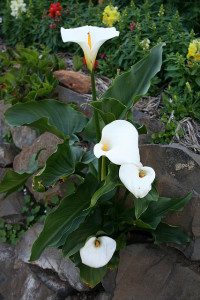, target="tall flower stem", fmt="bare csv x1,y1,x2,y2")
101,156,106,181
91,70,101,182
